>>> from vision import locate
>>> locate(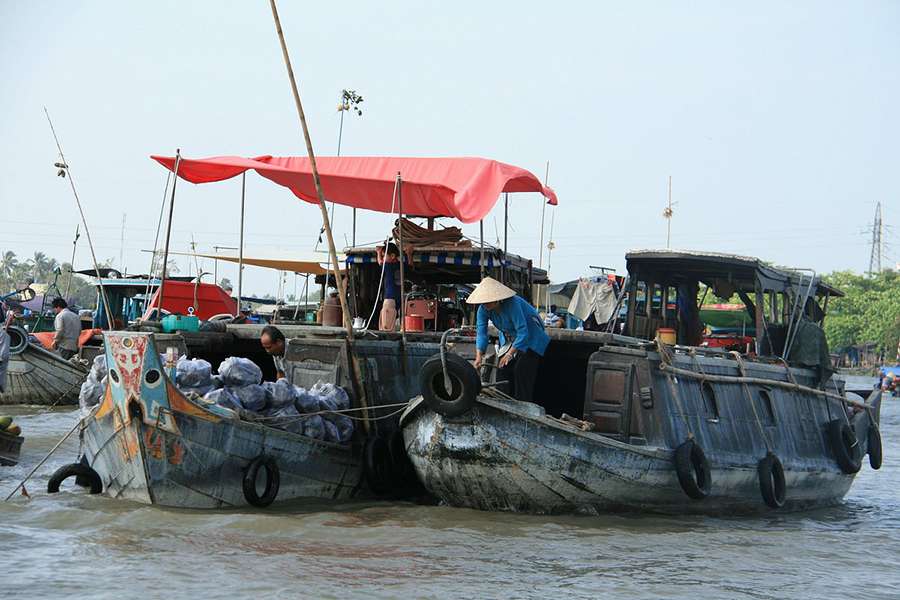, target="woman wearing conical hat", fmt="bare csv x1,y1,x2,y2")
469,277,549,403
